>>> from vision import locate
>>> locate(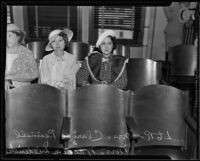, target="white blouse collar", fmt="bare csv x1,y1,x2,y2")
53,51,67,62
